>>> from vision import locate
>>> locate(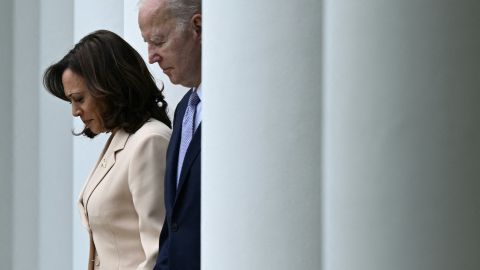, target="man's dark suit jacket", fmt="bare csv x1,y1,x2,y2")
154,89,201,270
